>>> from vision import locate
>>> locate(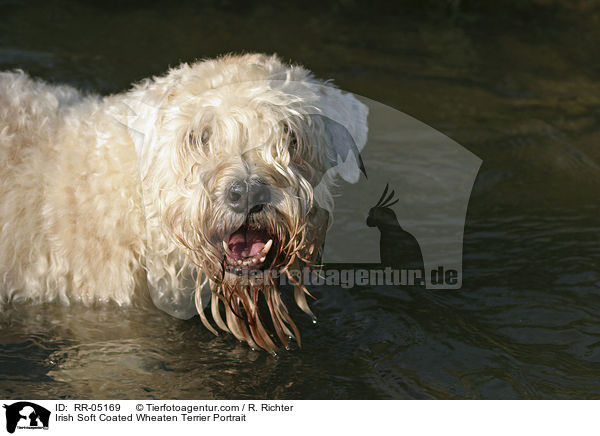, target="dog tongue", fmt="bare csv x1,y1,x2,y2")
227,227,269,259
